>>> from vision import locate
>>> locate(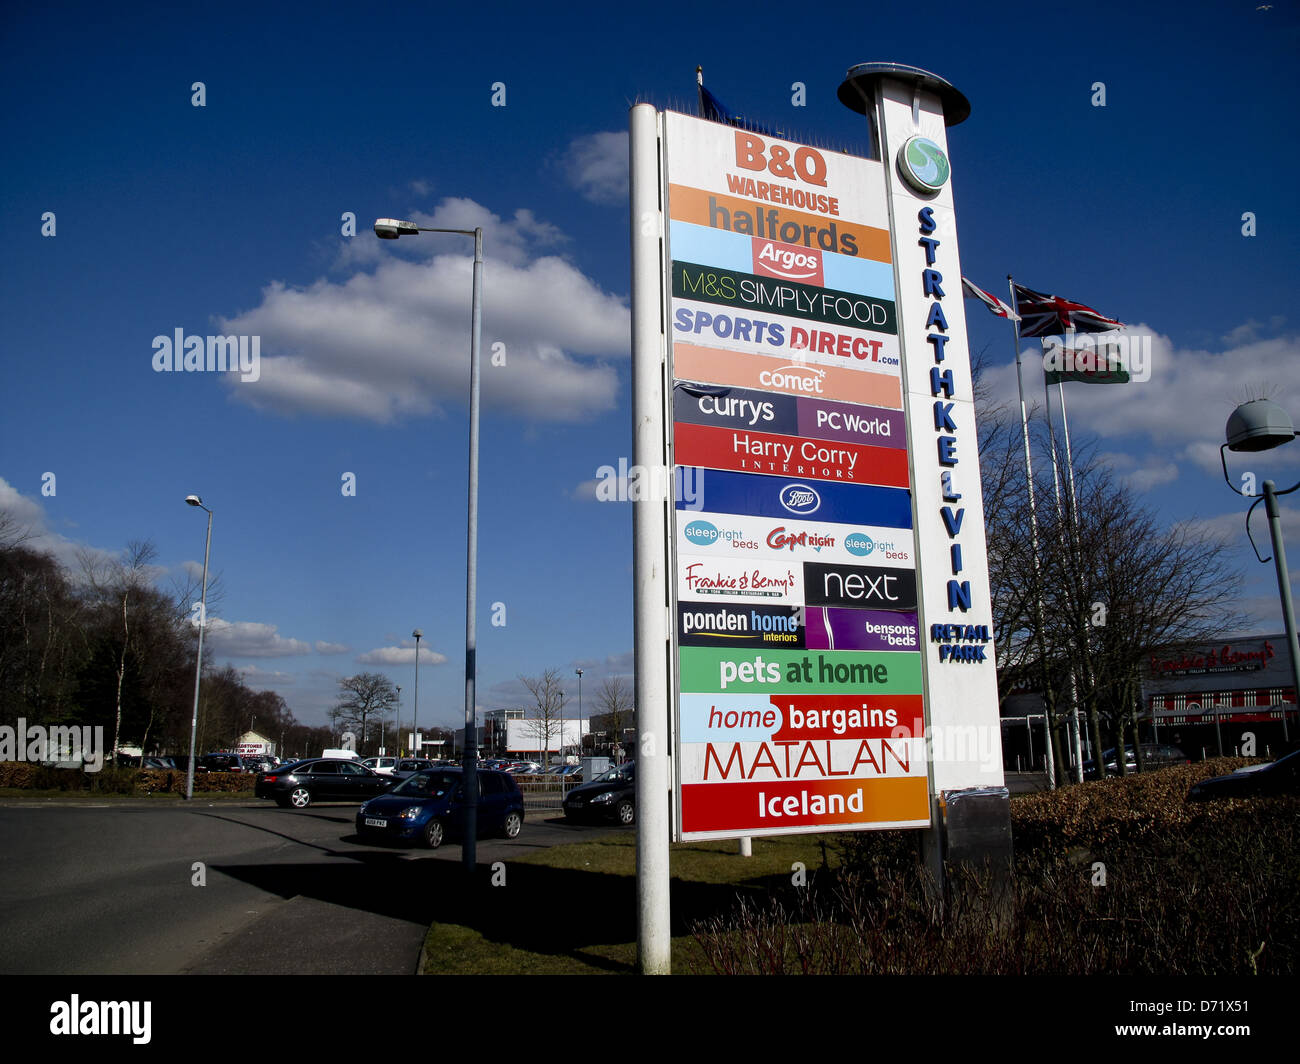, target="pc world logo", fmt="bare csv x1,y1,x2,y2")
779,483,821,515
897,135,950,194
752,238,824,285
